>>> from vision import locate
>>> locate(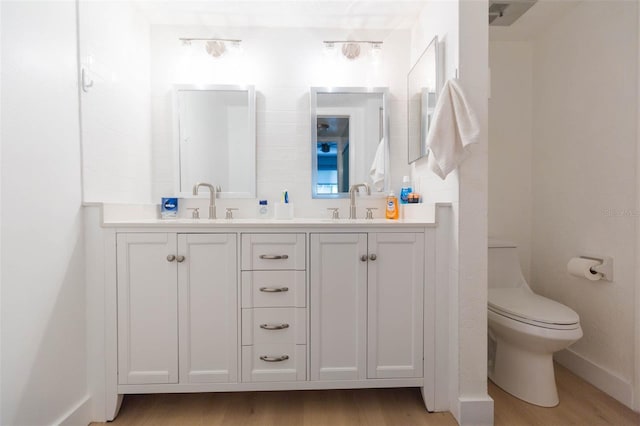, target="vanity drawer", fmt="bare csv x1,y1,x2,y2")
242,307,306,345
241,344,306,382
241,271,305,308
241,234,306,270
